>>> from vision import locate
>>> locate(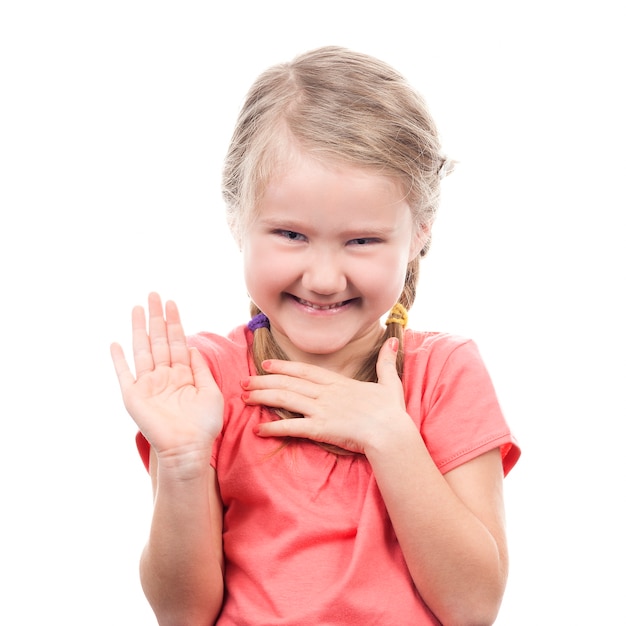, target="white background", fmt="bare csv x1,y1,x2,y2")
1,1,624,624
